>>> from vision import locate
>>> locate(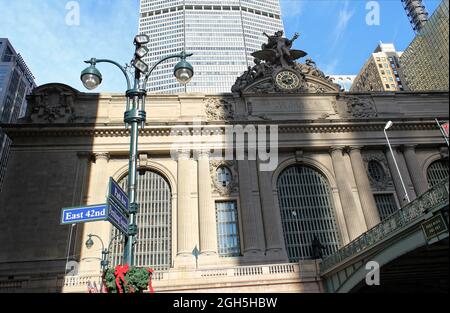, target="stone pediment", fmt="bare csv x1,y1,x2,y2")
241,69,341,94
24,83,80,123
